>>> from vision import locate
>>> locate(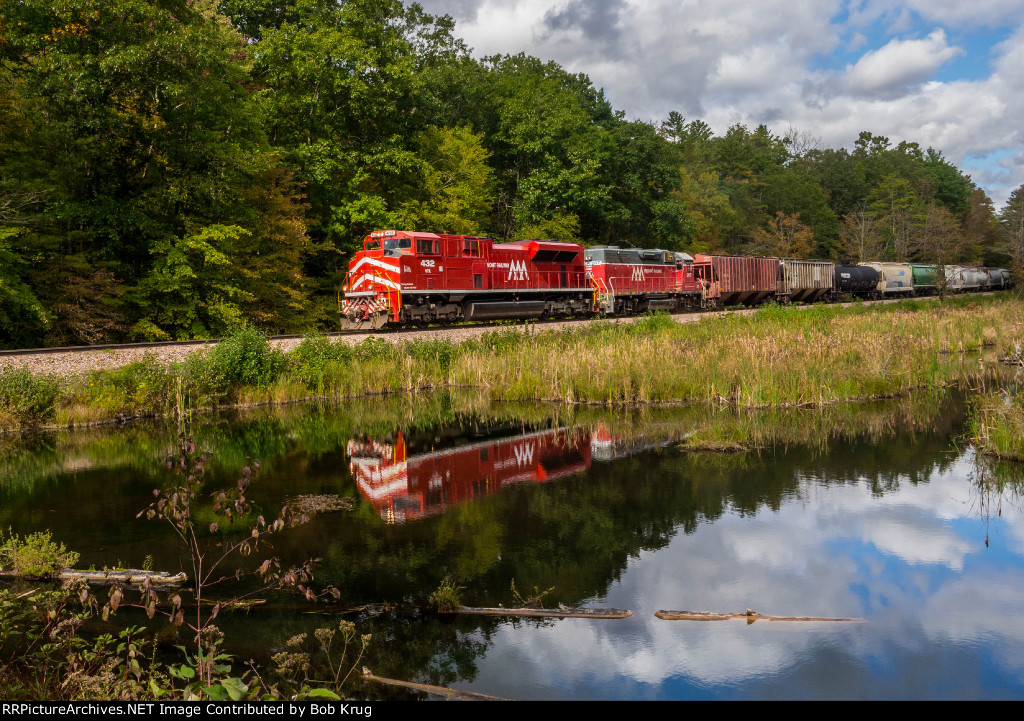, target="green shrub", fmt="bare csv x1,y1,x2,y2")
288,335,353,391
352,336,397,361
204,327,286,390
0,529,79,578
0,367,60,425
